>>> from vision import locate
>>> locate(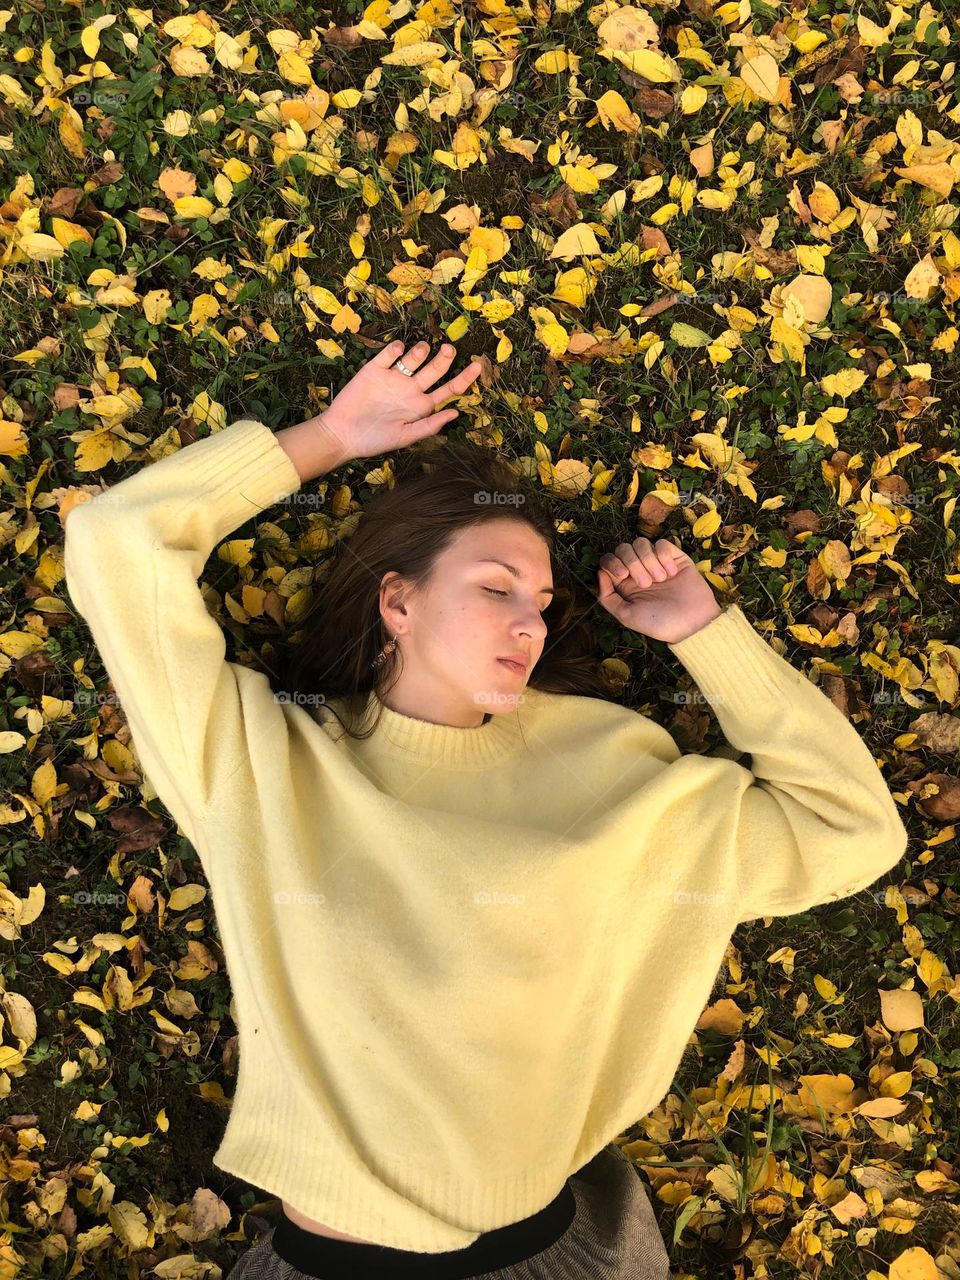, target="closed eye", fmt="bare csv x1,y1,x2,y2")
484,587,550,614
